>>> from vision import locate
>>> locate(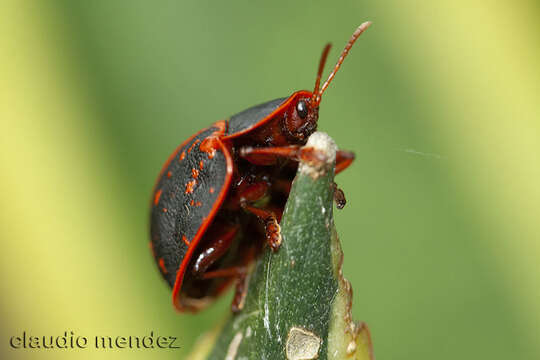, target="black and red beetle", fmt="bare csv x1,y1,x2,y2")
150,22,371,312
